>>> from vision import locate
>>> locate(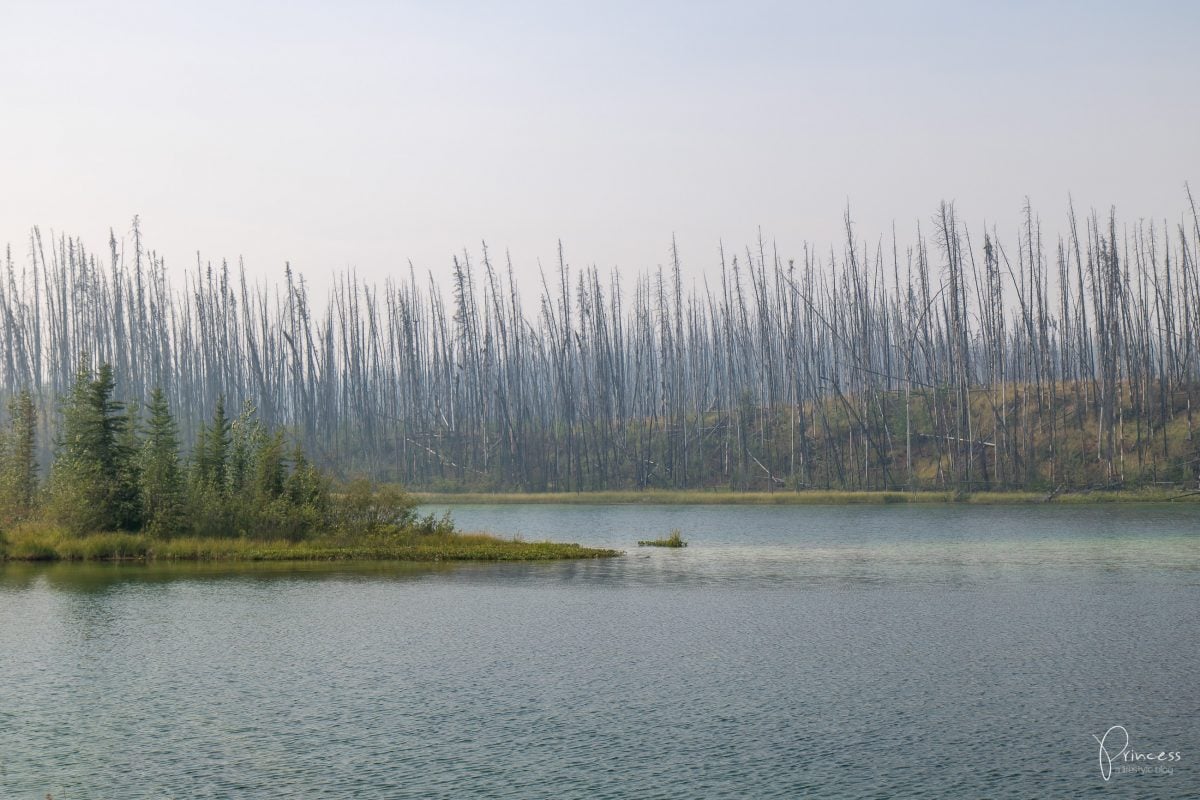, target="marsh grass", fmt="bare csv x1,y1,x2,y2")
419,489,956,505
638,529,687,548
419,487,1200,506
0,524,620,563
